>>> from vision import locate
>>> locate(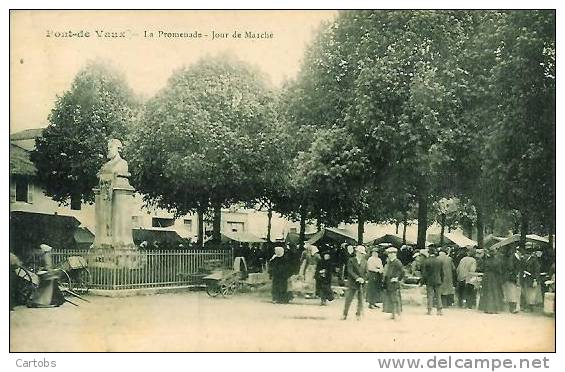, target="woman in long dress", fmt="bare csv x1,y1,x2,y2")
300,245,321,298
521,251,543,311
437,248,456,307
501,247,522,313
269,247,292,304
478,249,504,314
